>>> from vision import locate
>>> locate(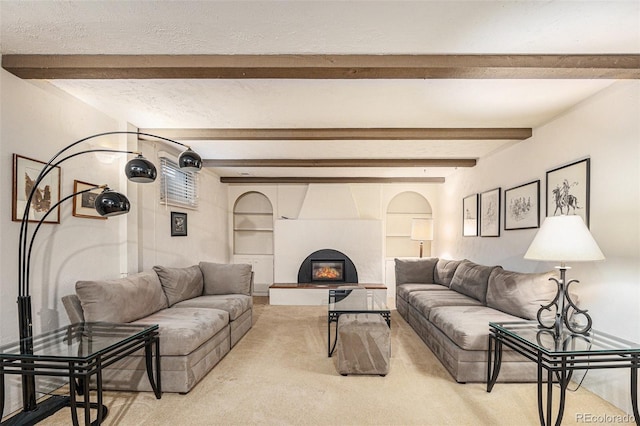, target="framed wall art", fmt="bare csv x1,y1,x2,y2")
12,154,61,223
480,188,501,237
171,211,188,236
72,180,106,220
504,180,540,231
546,158,590,226
462,194,478,237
